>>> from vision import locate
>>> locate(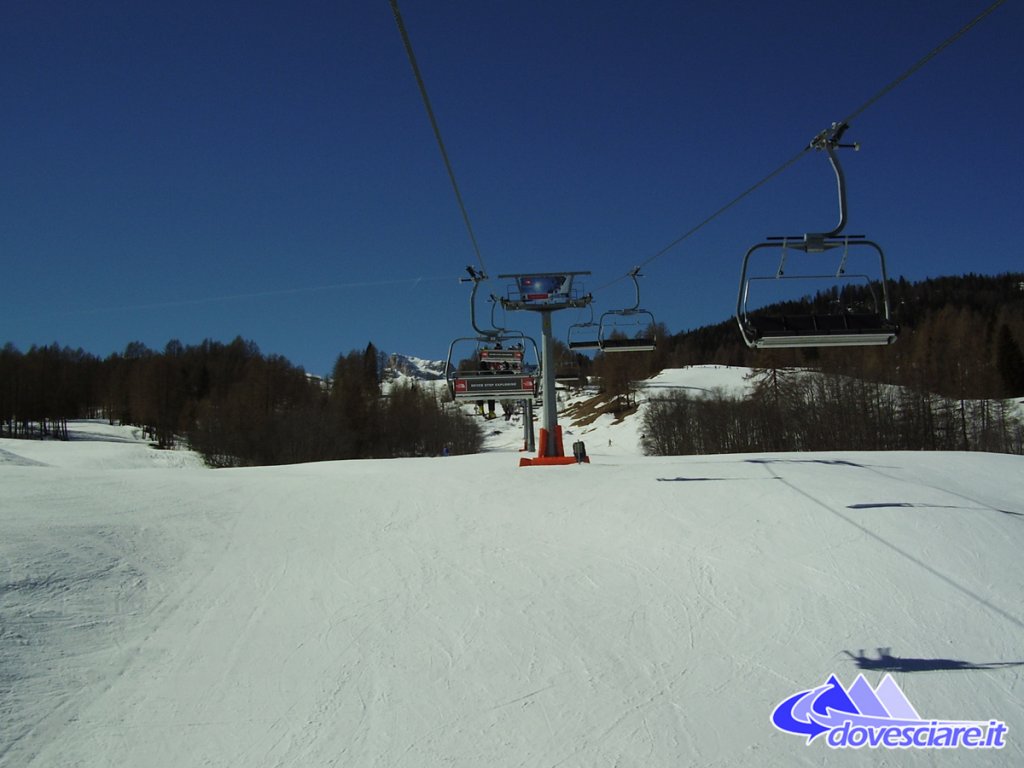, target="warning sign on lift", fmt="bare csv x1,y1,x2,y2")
453,375,535,397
